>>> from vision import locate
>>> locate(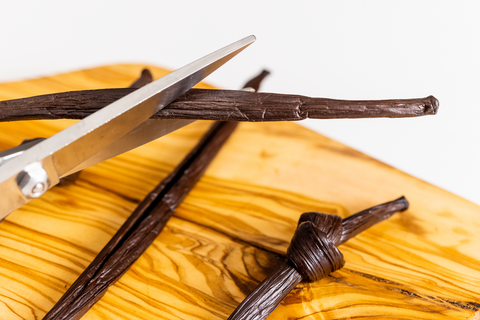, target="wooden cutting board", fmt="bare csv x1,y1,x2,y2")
0,65,479,320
